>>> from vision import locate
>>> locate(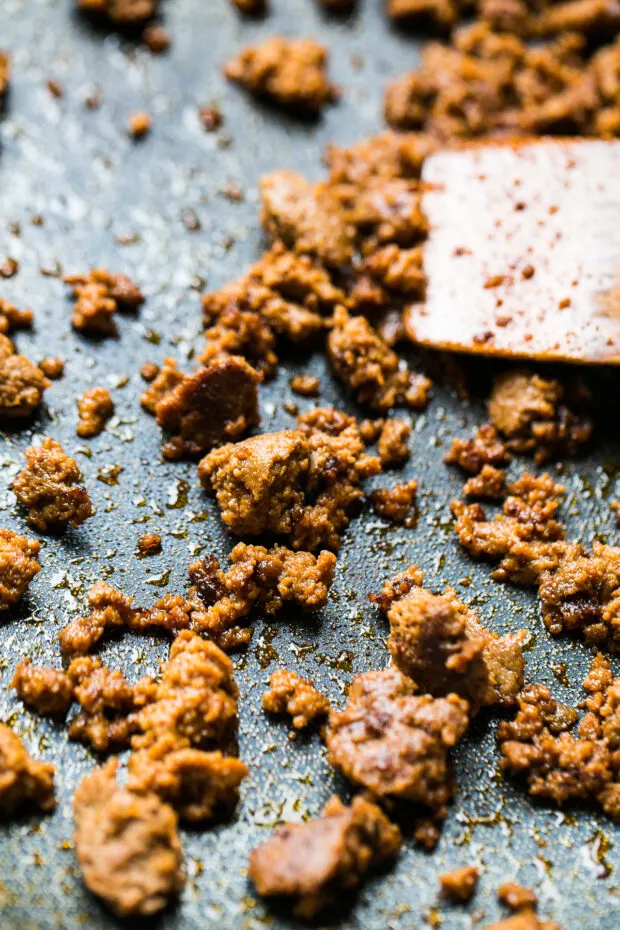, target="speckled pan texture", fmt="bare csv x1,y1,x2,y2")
0,1,619,929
